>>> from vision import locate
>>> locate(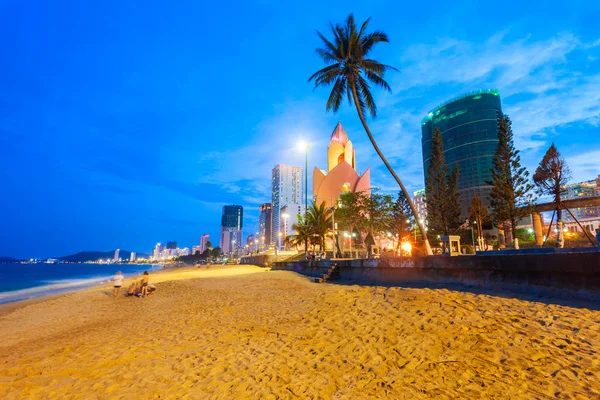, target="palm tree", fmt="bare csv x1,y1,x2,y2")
308,14,432,255
305,201,333,251
289,215,312,252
